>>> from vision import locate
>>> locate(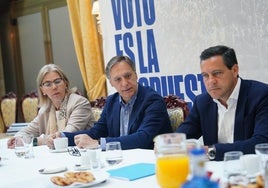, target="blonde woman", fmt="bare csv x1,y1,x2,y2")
7,64,95,148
